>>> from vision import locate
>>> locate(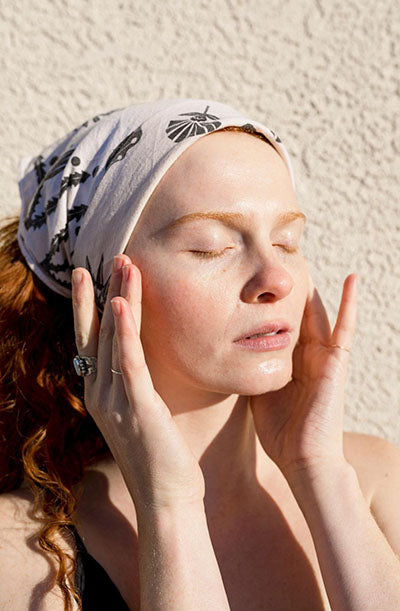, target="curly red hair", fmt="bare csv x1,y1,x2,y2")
0,124,276,609
0,216,109,609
